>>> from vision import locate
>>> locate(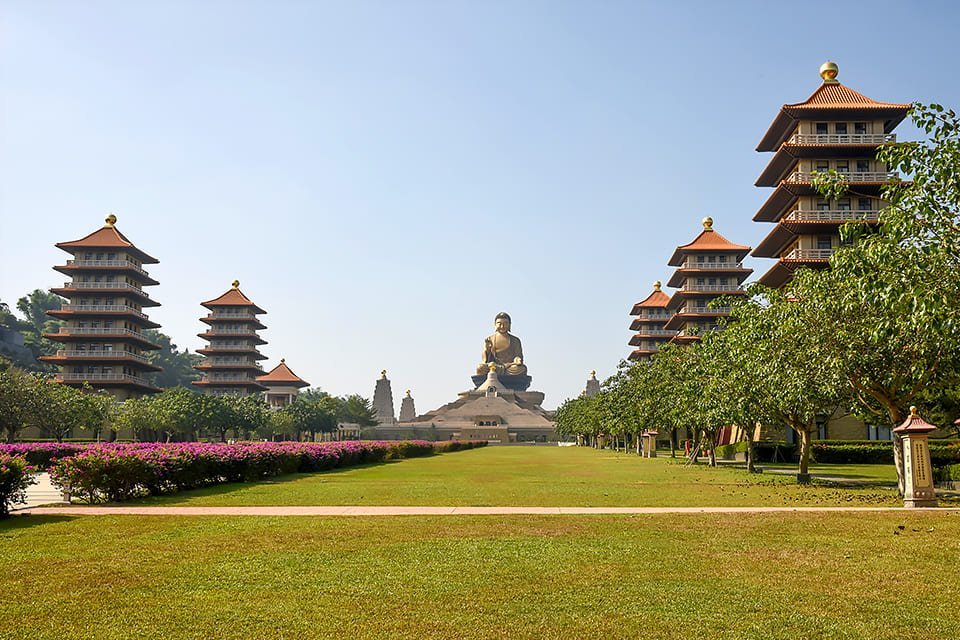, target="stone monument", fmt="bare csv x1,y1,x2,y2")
398,390,417,422
583,371,601,398
372,370,396,425
472,312,532,391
